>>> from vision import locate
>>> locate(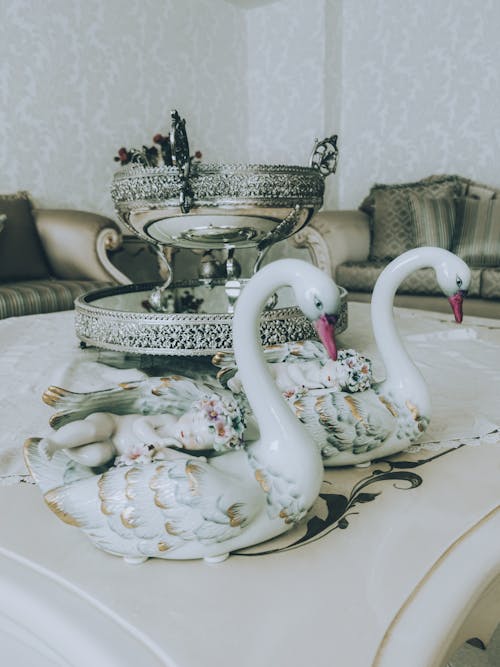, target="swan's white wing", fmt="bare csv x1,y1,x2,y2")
24,438,97,493
294,389,395,458
40,450,262,558
44,375,209,430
